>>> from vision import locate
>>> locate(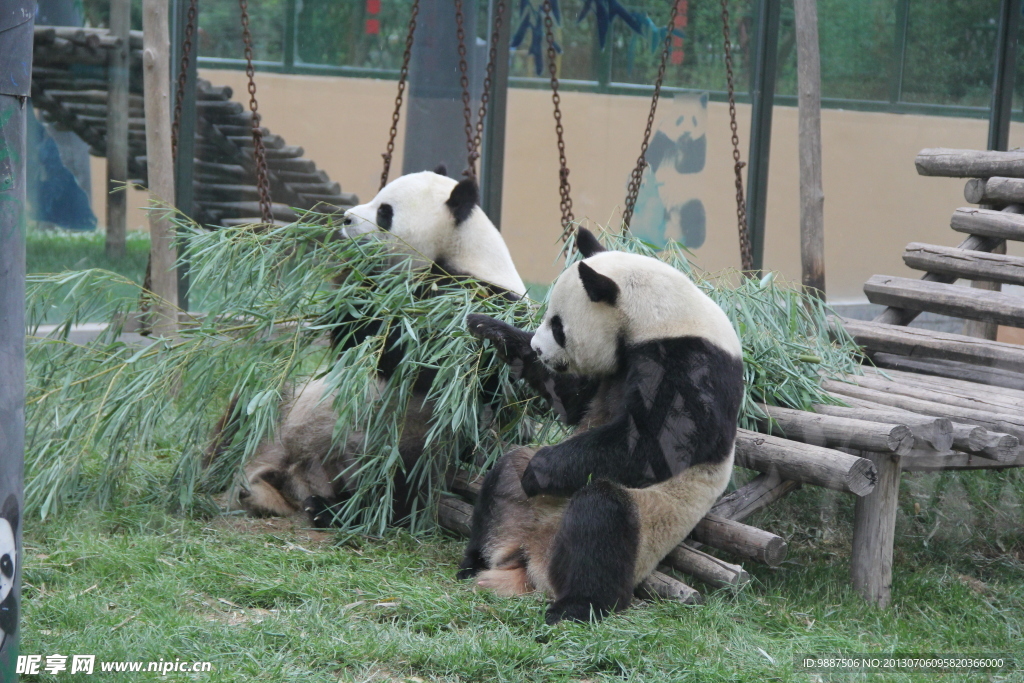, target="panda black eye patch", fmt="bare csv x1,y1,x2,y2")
0,554,11,578
376,203,394,231
550,315,566,347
